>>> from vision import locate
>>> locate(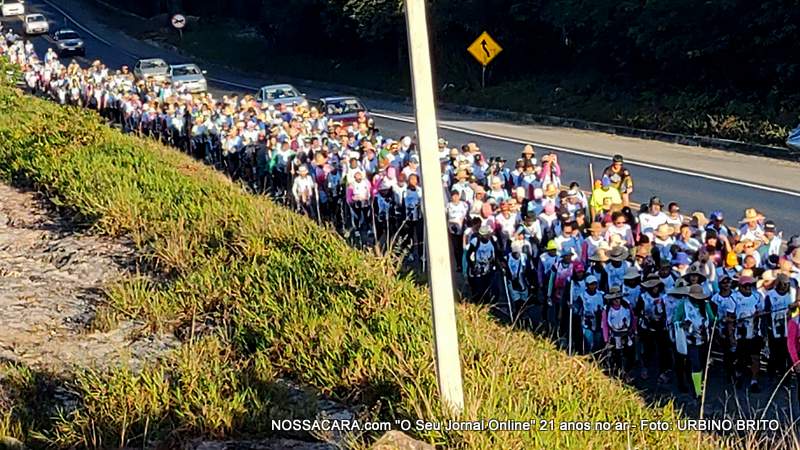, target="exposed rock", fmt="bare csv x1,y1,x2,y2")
370,431,434,450
0,183,177,374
